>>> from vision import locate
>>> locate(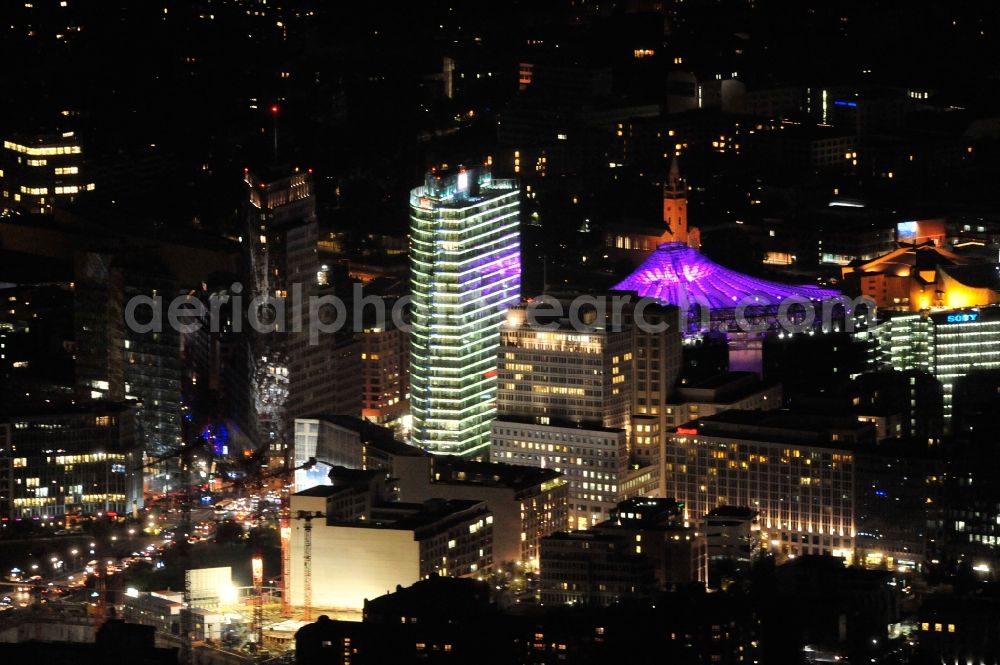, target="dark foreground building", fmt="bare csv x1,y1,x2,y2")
295,575,759,665
0,619,176,665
